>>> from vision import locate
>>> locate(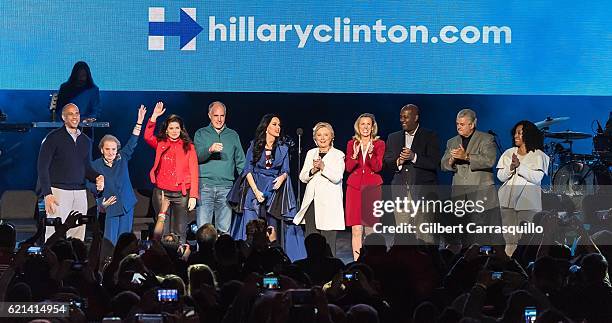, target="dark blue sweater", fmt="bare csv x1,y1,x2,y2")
37,126,99,196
